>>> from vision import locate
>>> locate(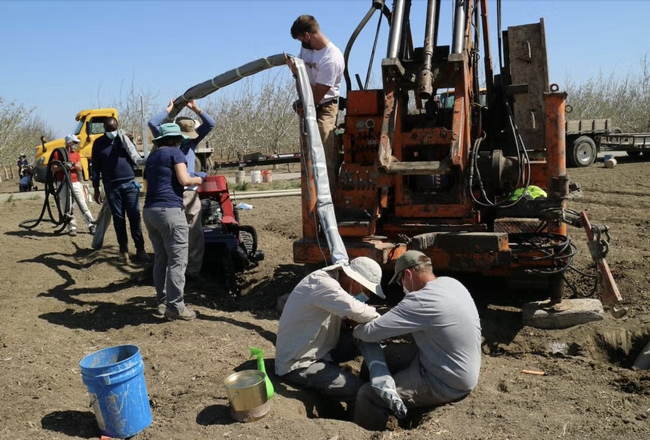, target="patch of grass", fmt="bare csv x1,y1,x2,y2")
229,179,301,192
5,195,13,203
231,181,250,191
